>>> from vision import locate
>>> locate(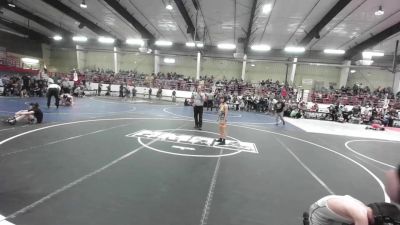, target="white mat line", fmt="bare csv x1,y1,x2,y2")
0,123,187,222
275,138,335,195
199,149,223,225
0,214,15,225
344,140,397,169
